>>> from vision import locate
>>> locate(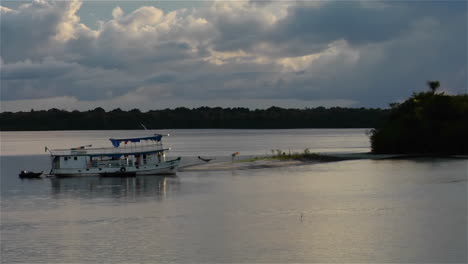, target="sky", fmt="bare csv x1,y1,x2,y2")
1,0,467,112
